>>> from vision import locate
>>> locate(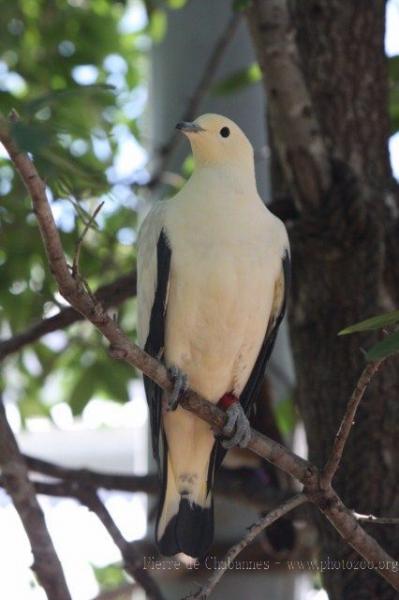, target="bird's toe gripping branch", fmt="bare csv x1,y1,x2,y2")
167,366,188,411
217,394,251,449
